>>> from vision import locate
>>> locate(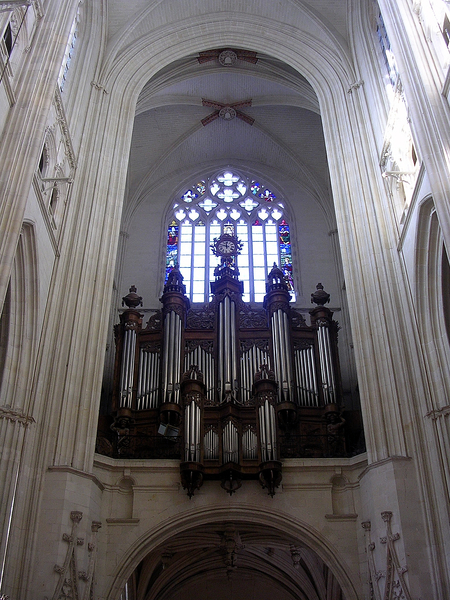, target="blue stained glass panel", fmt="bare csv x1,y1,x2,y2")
182,189,199,202
165,222,178,280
